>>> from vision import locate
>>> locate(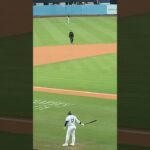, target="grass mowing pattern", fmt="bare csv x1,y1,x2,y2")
33,16,117,46
34,53,117,94
33,92,117,150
